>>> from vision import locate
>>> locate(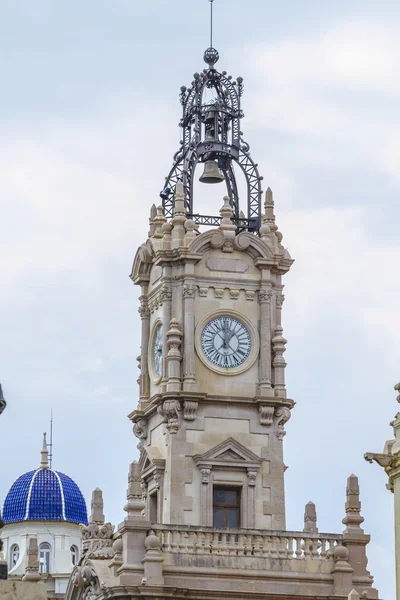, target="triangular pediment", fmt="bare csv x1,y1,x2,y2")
194,437,261,468
139,448,152,472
